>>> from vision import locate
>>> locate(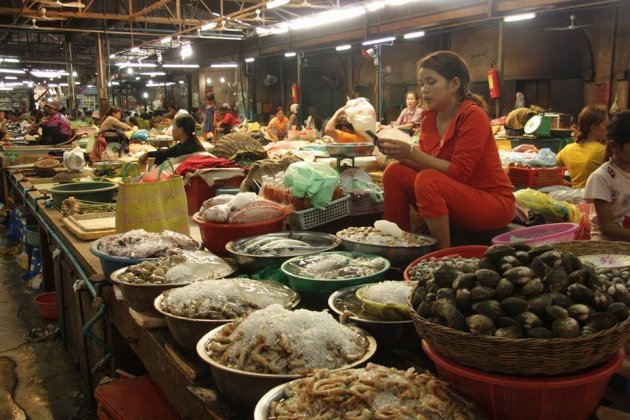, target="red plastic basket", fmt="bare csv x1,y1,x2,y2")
192,212,285,255
508,166,566,187
34,291,58,320
491,223,579,246
403,245,488,281
184,175,245,216
423,340,624,420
